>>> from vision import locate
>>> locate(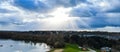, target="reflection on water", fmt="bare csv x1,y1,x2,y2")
0,39,50,52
